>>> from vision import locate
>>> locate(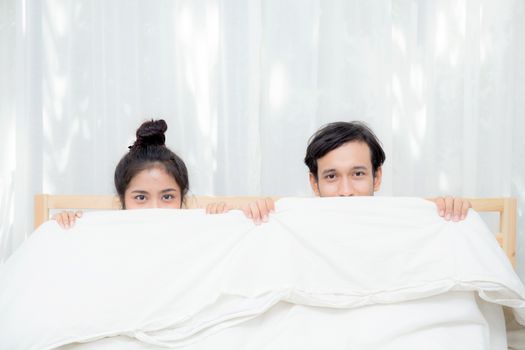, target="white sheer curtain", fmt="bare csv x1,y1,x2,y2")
0,0,43,260
1,0,524,277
